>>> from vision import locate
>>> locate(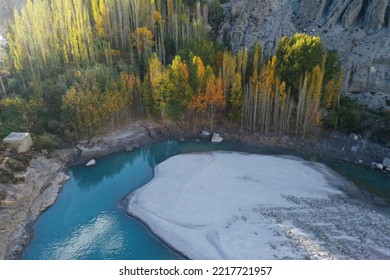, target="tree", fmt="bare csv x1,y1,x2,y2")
61,64,136,137
296,65,324,137
276,33,323,95
166,55,193,119
323,50,342,88
131,27,155,53
205,76,225,131
190,66,225,130
92,0,108,38
222,51,236,100
322,72,342,110
190,55,206,93
143,54,167,118
229,73,243,124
